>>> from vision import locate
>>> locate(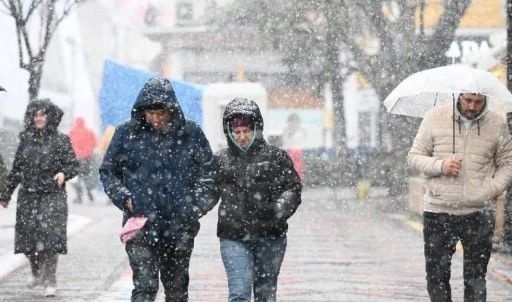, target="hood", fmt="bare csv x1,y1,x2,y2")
73,117,86,128
131,78,186,134
222,97,264,153
455,97,487,123
23,98,63,133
